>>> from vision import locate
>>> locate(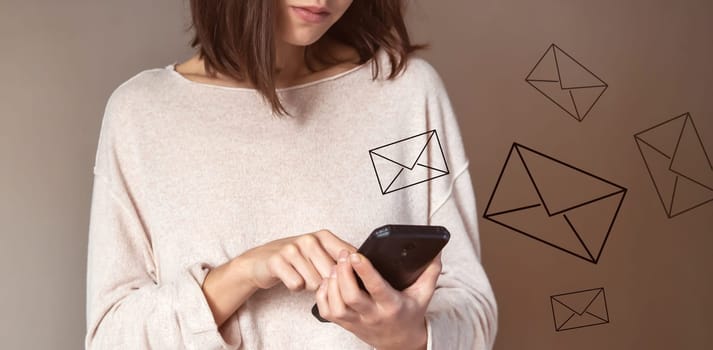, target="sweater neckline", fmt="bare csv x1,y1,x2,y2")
165,55,374,93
